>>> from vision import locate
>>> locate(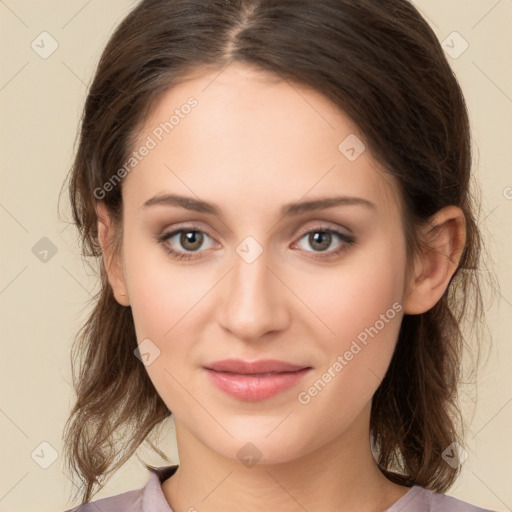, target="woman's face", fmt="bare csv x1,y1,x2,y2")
110,63,411,464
